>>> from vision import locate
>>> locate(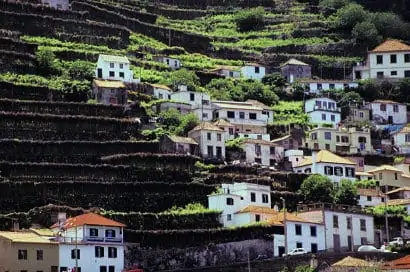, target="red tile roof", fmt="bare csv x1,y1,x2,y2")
382,254,410,270
50,213,125,230
371,39,410,53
